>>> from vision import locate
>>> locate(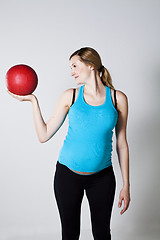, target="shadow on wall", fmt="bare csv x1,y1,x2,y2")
129,63,160,239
